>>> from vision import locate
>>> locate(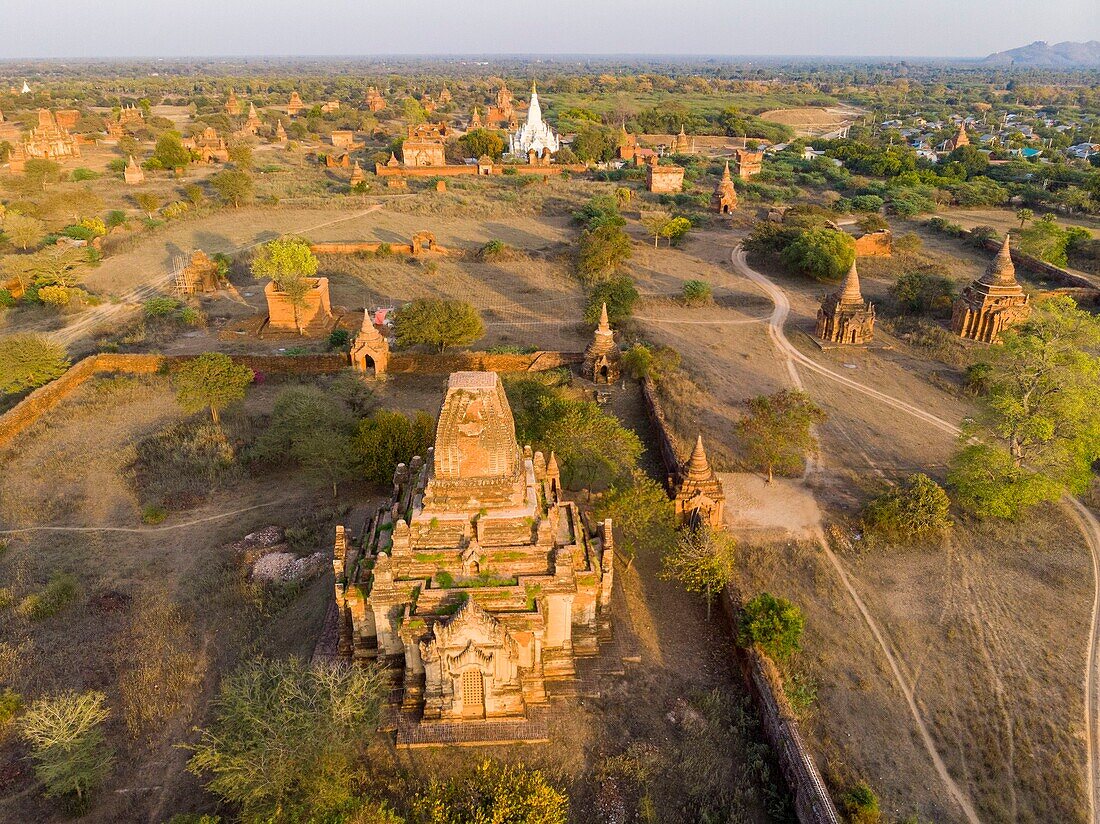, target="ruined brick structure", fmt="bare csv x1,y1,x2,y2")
333,371,614,739
942,122,970,153
733,148,764,179
485,82,515,127
365,86,386,112
712,160,738,214
287,92,307,117
403,123,449,167
951,234,1030,343
581,303,622,384
644,155,684,193
675,436,726,529
670,125,695,155
106,104,144,139
264,277,334,336
225,89,241,117
124,155,144,185
183,127,229,163
816,260,875,345
9,109,80,172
